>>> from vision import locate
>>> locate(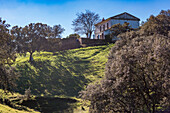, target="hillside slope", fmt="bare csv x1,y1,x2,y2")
14,44,114,97
0,89,39,113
